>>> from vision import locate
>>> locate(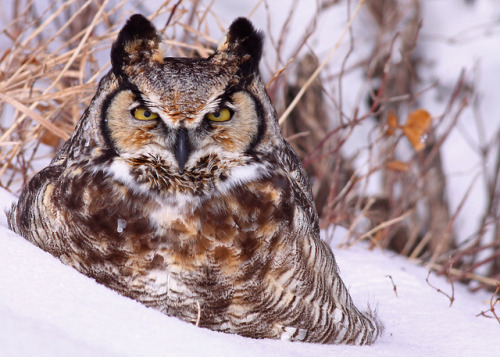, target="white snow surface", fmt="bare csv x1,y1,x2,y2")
0,189,497,357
